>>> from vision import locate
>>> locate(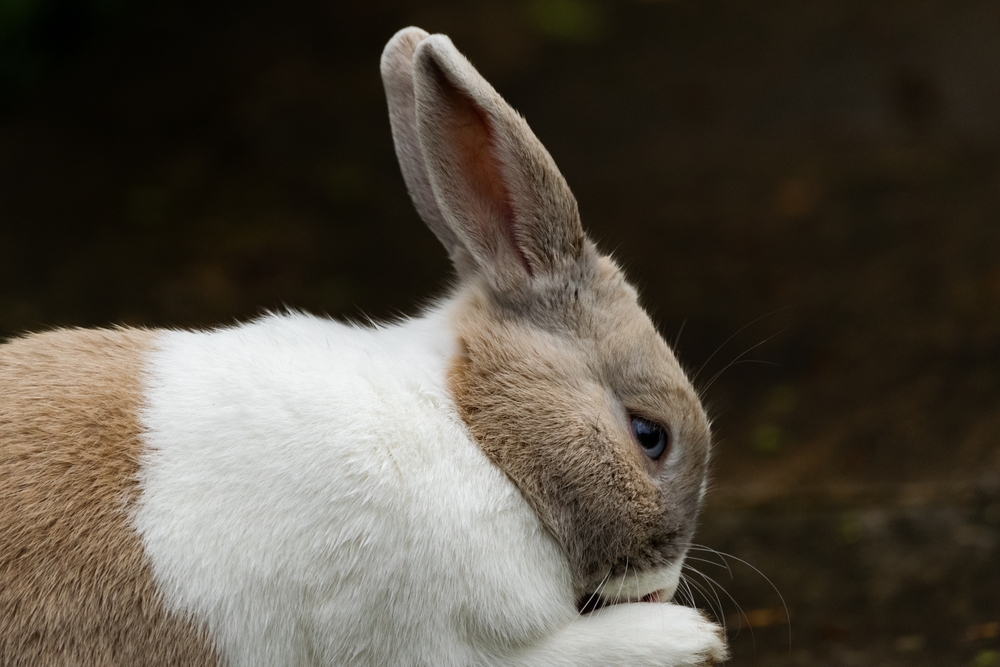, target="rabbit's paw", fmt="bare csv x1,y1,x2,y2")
513,602,727,667
609,602,727,666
